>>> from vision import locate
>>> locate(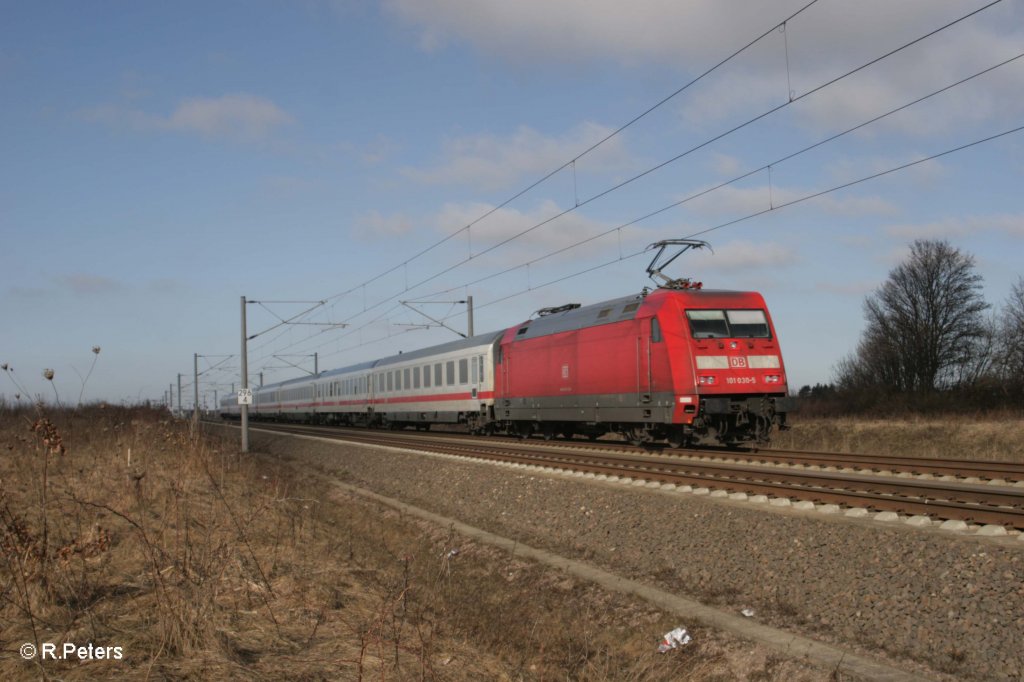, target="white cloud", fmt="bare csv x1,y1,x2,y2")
825,155,948,186
164,94,291,138
690,239,799,272
815,280,878,297
403,121,632,191
433,199,614,259
79,93,293,141
352,210,415,241
684,183,898,218
385,0,1024,135
261,175,320,198
360,135,401,165
885,213,1024,240
709,152,742,177
384,0,801,64
58,274,123,295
